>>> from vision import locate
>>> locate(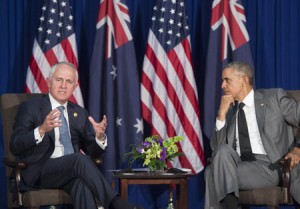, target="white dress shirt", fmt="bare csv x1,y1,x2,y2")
216,89,267,156
34,94,107,158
